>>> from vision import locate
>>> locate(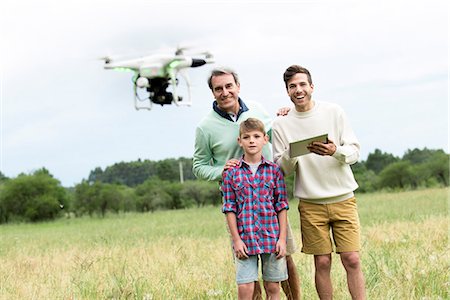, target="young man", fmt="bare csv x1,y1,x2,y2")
222,118,288,300
193,67,301,299
272,65,366,300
